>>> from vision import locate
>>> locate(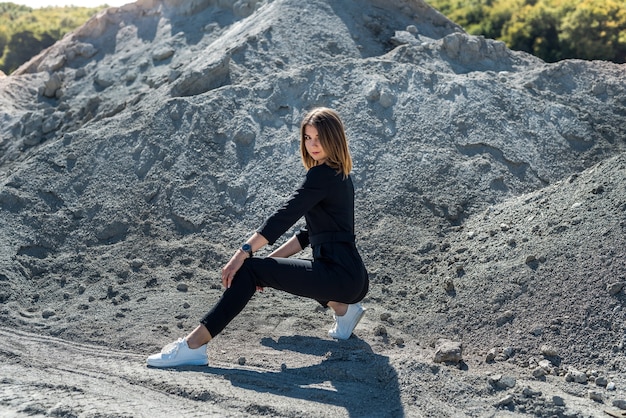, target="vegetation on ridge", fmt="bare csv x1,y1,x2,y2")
426,0,626,63
0,2,107,74
0,0,625,75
